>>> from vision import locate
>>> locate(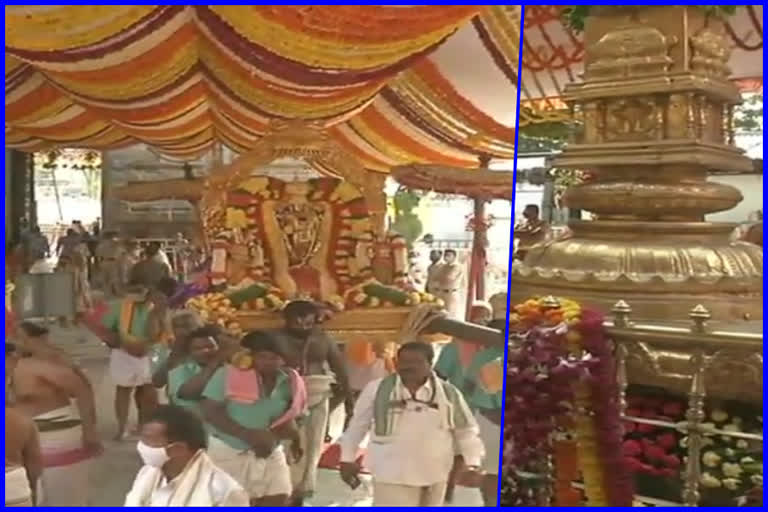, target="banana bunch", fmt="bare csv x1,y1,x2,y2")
185,293,242,336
